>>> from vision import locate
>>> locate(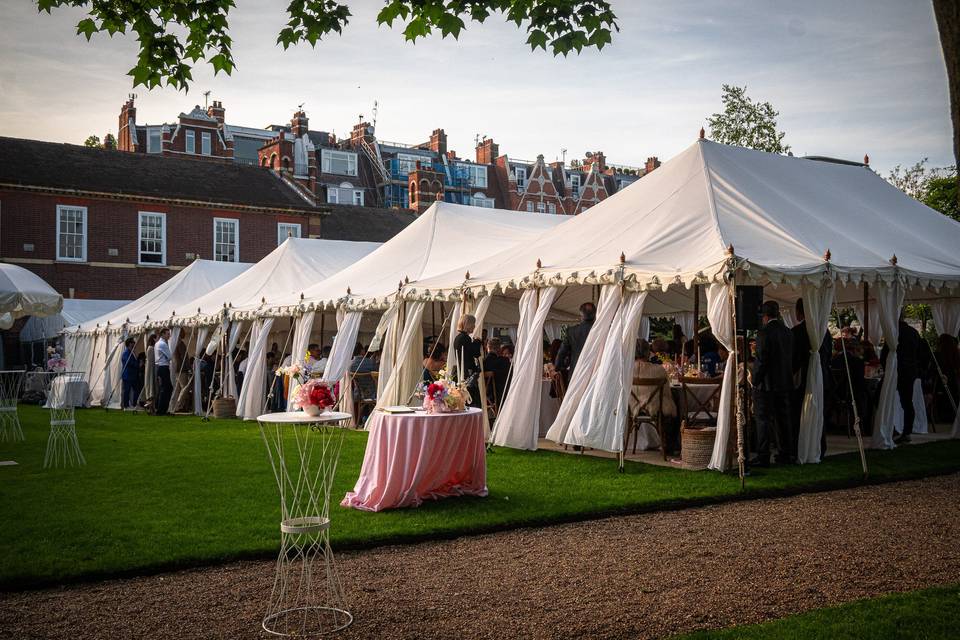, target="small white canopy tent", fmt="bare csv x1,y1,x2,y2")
227,202,571,420
63,259,252,407
0,262,63,328
141,237,381,417
400,139,960,467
